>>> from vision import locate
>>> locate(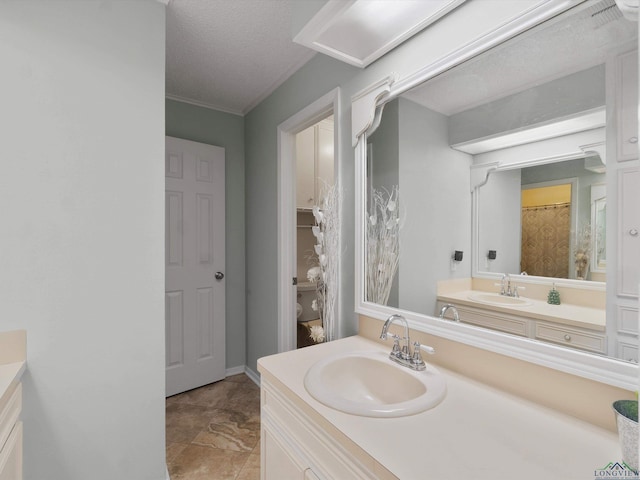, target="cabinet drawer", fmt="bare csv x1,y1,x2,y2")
618,339,639,363
456,306,528,337
262,379,390,480
617,50,639,161
0,421,22,480
535,323,605,353
0,383,21,453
